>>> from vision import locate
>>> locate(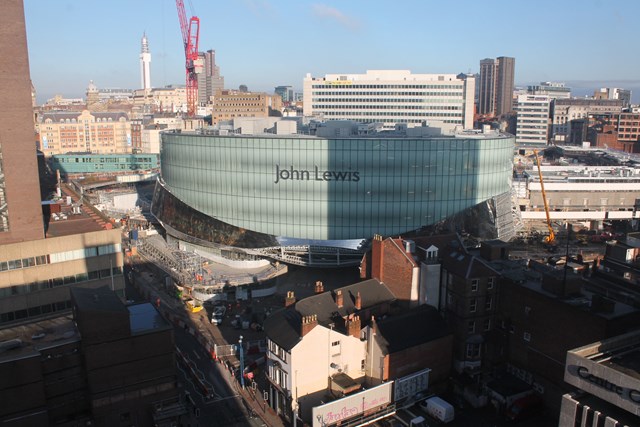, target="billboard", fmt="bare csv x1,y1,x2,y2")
393,368,430,402
312,382,393,427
